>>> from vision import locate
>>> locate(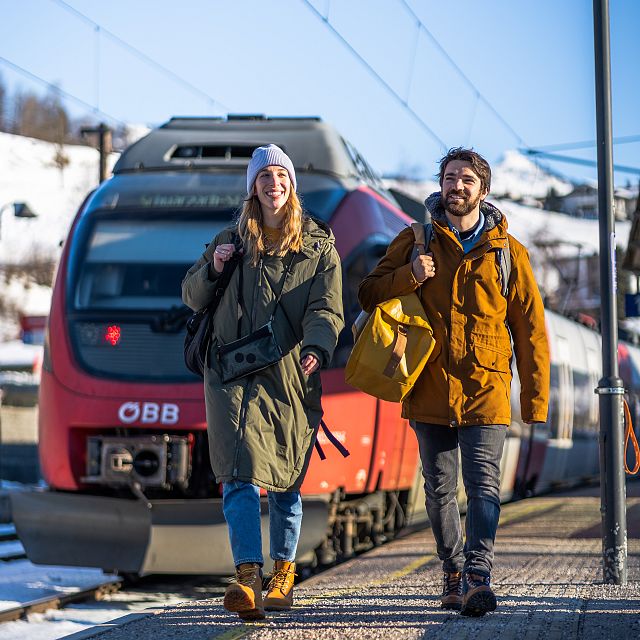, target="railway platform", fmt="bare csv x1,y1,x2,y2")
65,482,640,640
